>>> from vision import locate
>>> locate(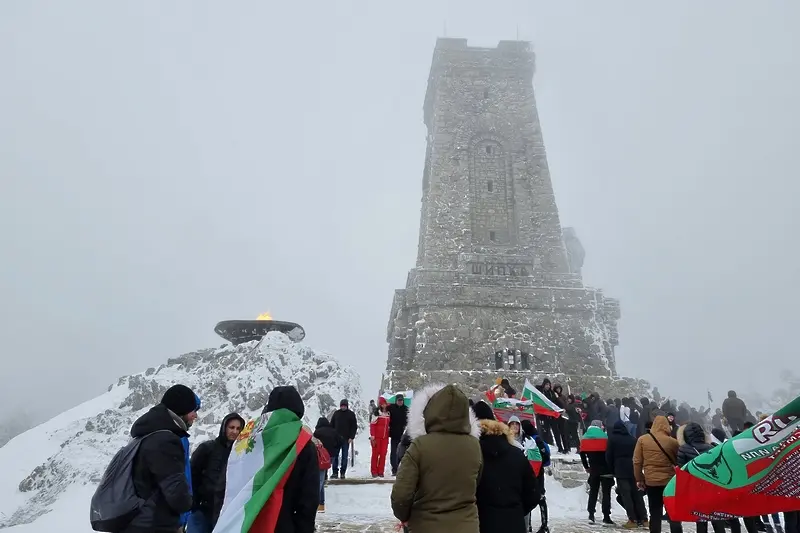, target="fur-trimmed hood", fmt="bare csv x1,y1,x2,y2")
478,419,524,459
407,383,481,440
677,422,710,446
479,419,523,448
